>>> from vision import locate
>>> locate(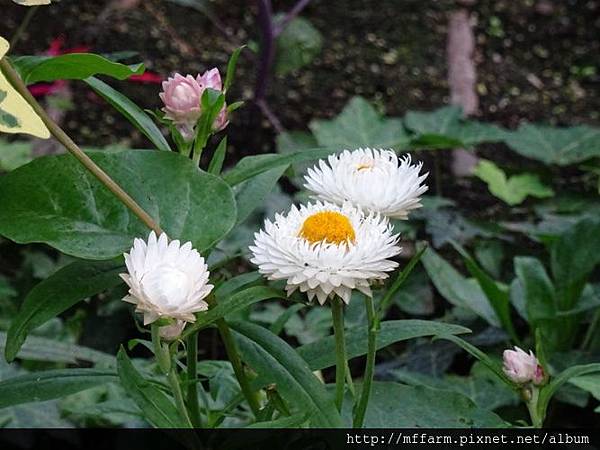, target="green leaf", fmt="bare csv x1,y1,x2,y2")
342,382,507,427
11,54,144,84
0,368,117,409
451,242,517,342
0,138,32,171
0,332,115,366
208,136,227,175
275,131,318,187
224,46,245,93
434,334,516,388
297,320,470,371
275,16,322,76
234,165,289,225
309,96,409,149
230,321,343,427
0,150,237,259
473,159,553,205
5,259,123,362
84,77,172,152
405,106,506,148
223,147,335,186
182,286,285,338
213,271,263,299
514,257,557,326
116,348,189,428
505,123,600,166
538,363,600,421
421,247,500,326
